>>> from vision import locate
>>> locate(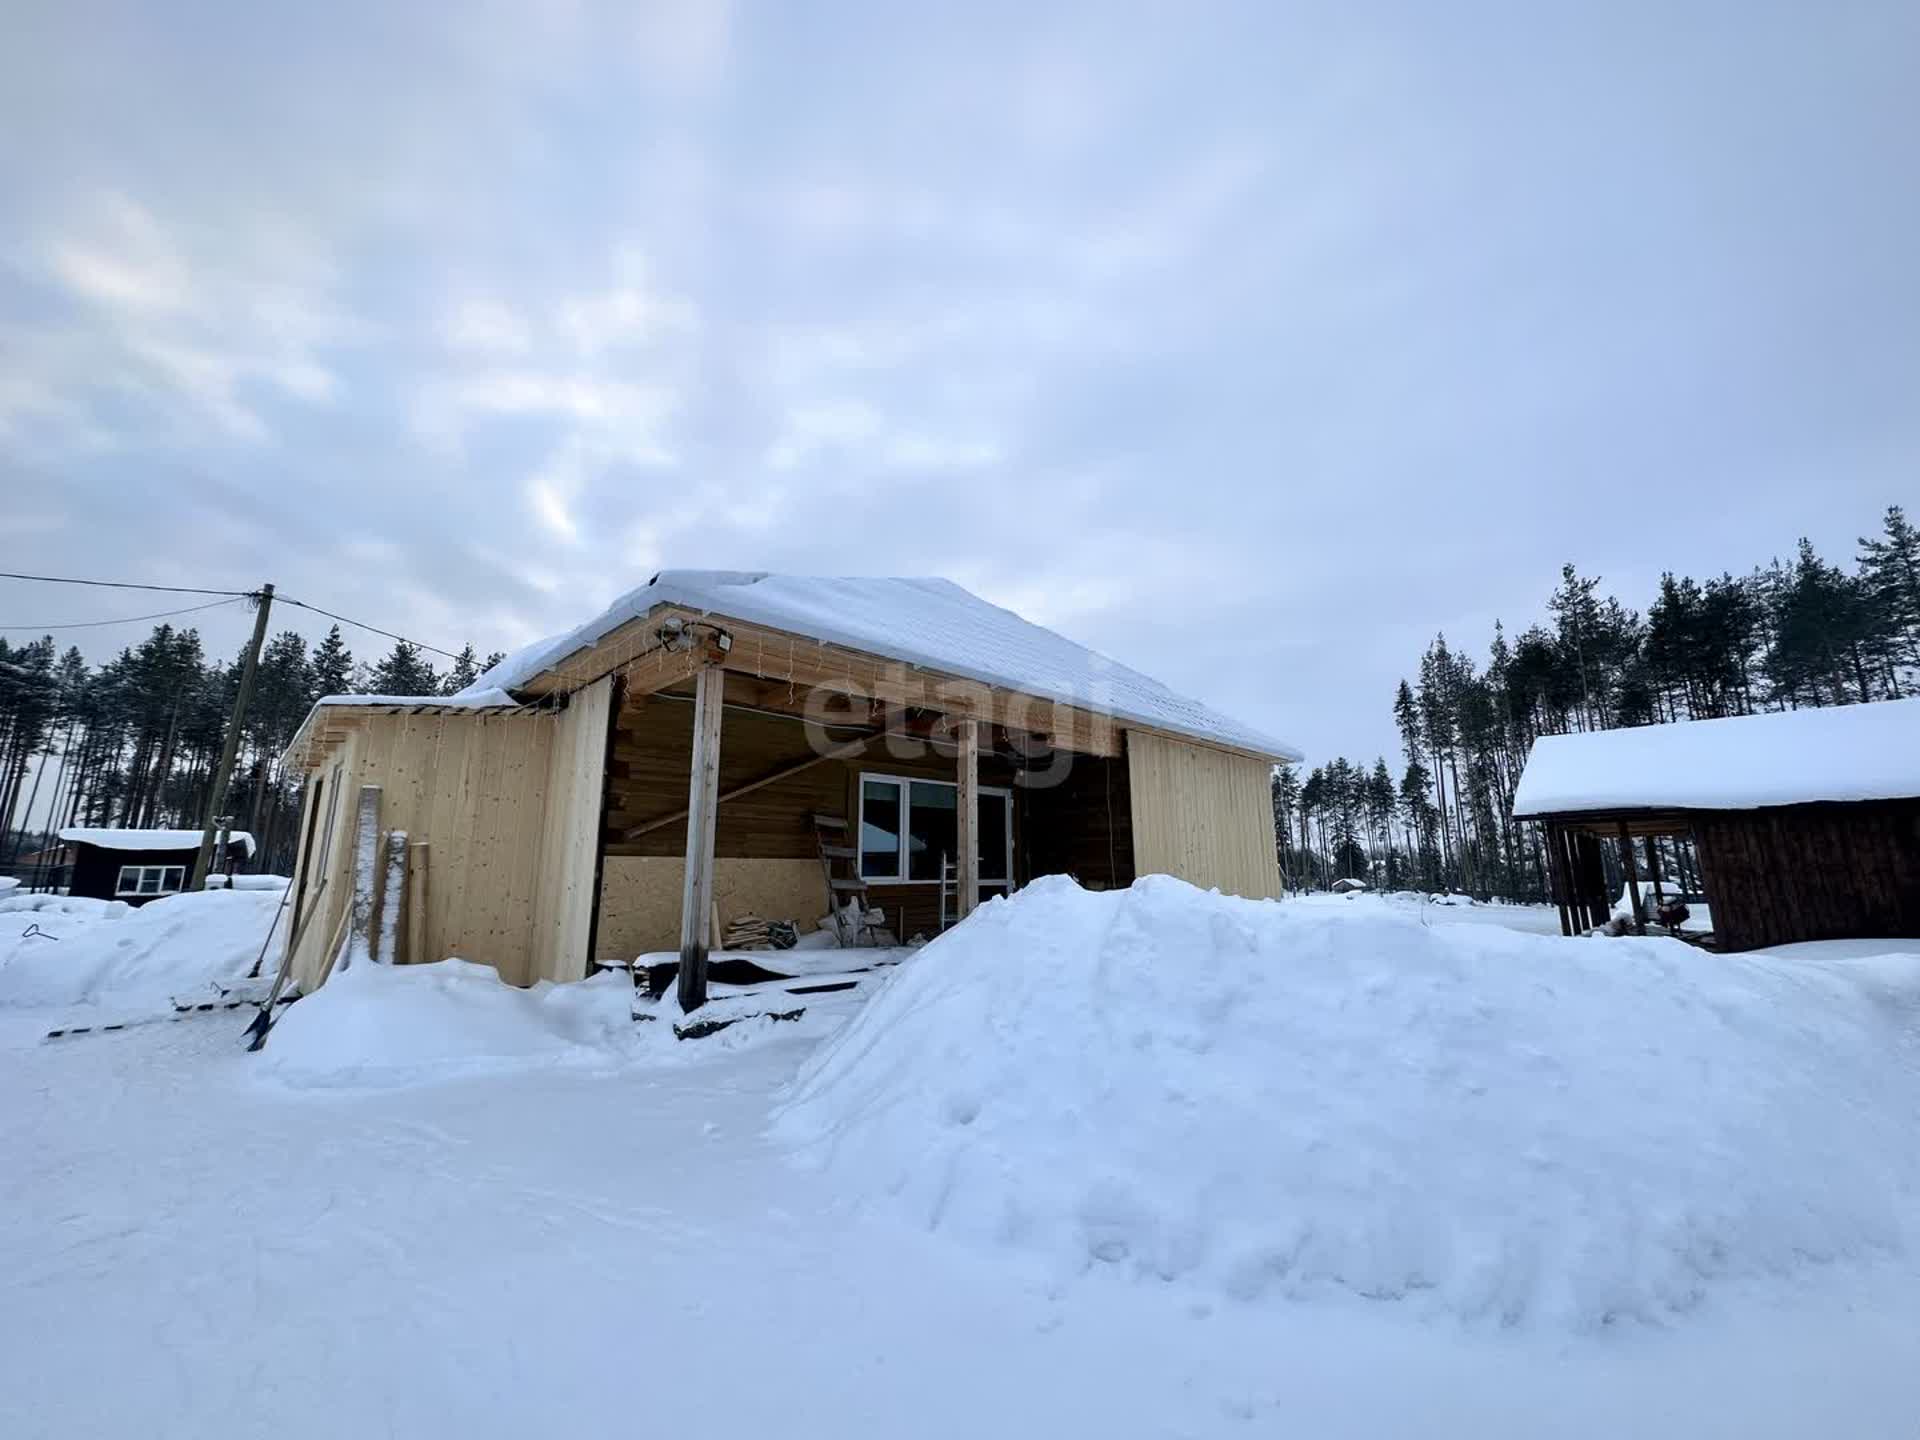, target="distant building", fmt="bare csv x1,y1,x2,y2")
56,828,254,906
1512,700,1920,950
1330,877,1369,894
